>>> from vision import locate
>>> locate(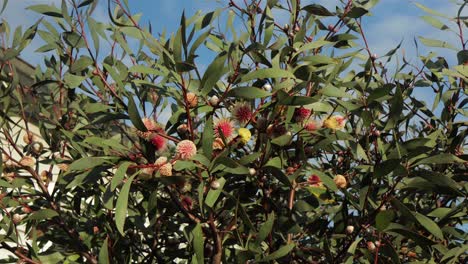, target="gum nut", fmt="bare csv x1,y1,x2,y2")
210,180,221,190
